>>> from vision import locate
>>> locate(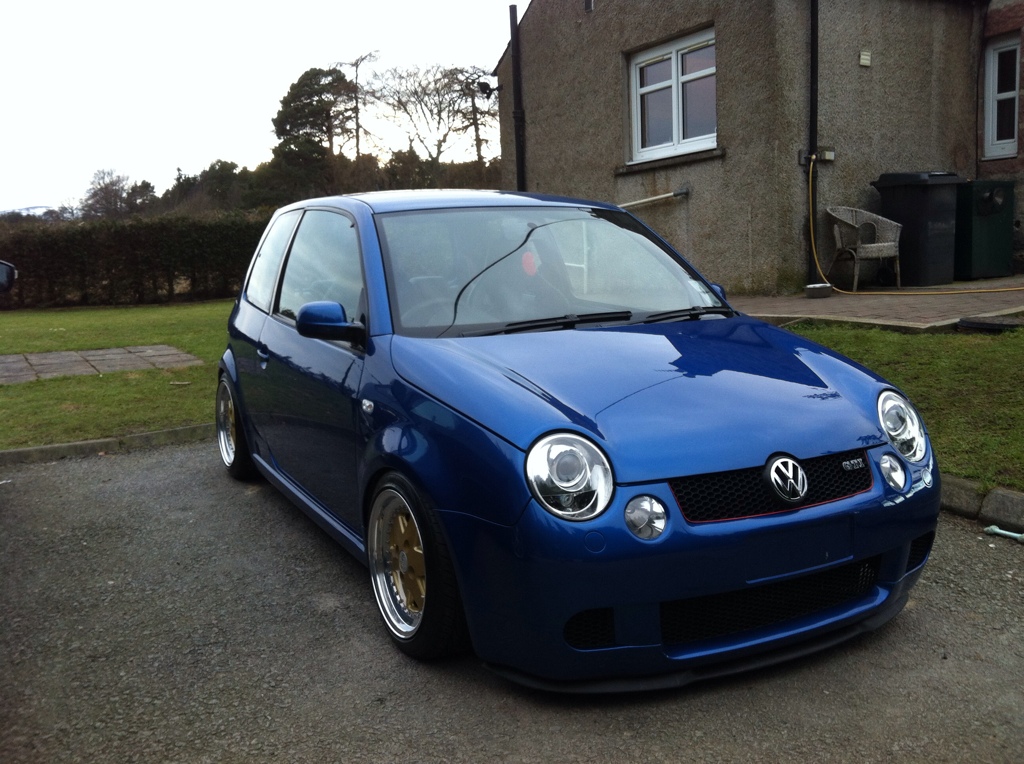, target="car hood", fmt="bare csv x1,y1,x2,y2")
390,316,890,483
